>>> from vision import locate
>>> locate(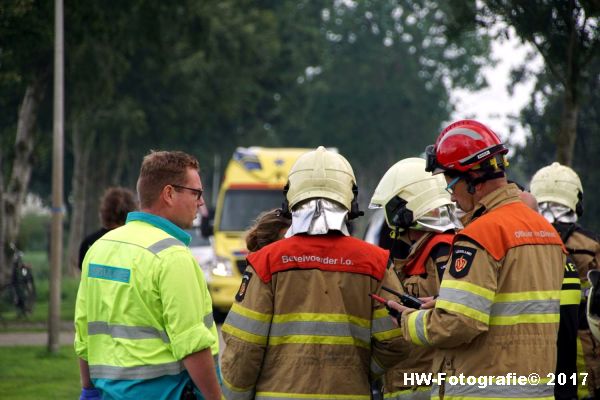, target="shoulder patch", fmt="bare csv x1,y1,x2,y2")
235,271,252,302
449,246,477,278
